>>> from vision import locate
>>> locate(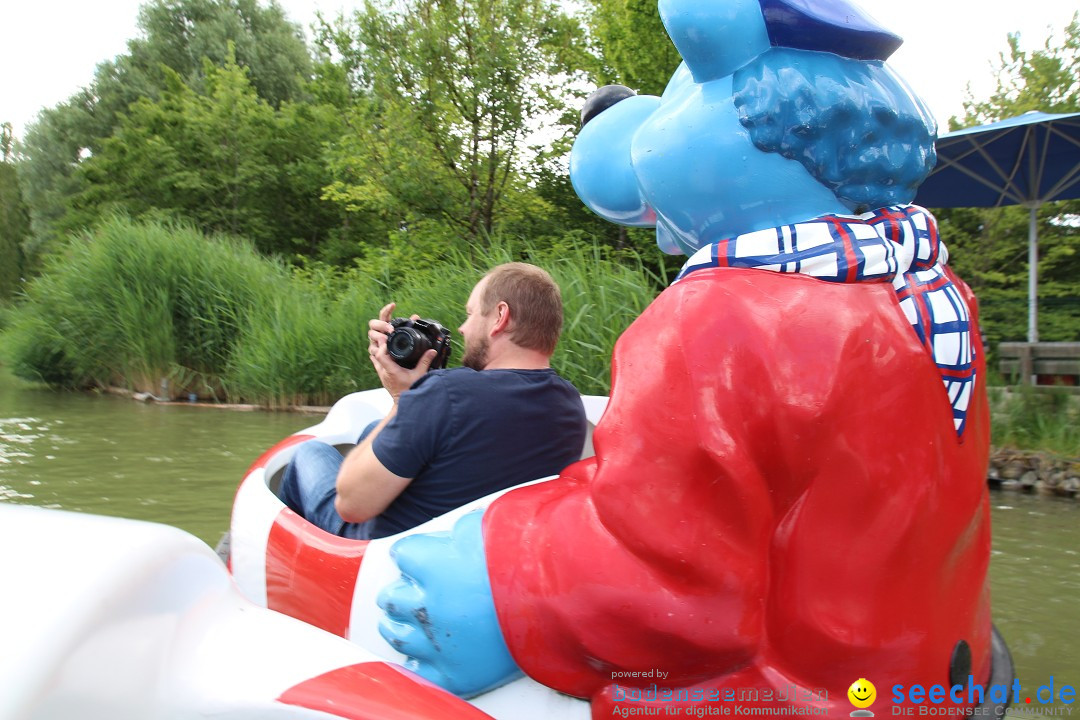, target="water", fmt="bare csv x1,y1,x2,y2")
988,493,1080,697
0,369,318,545
0,369,1077,698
